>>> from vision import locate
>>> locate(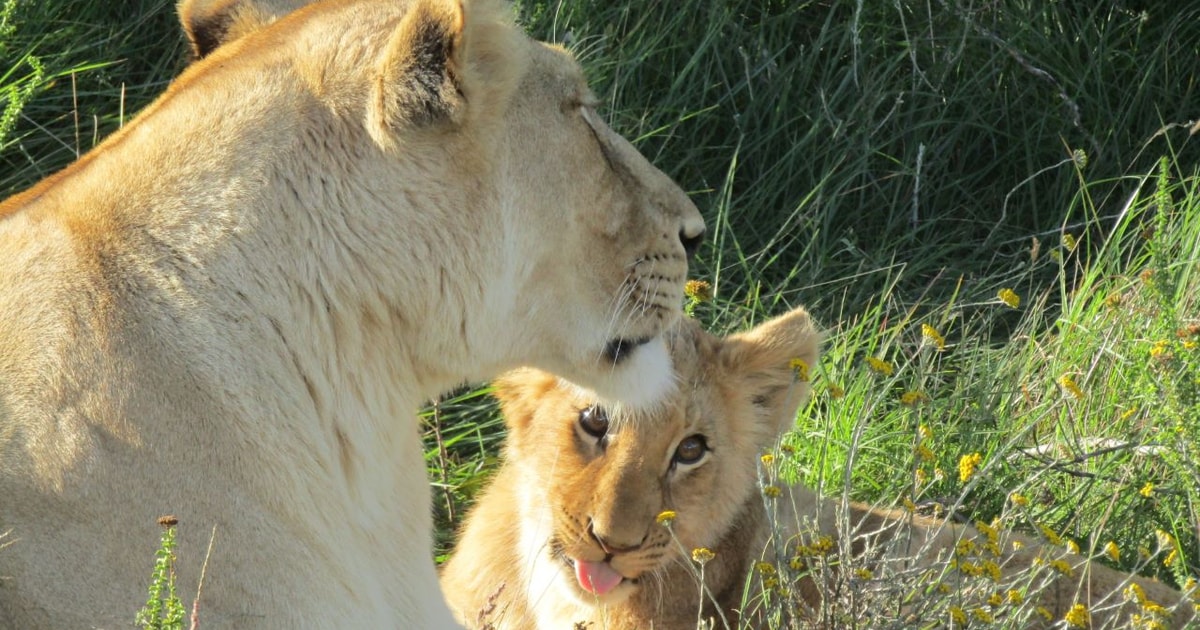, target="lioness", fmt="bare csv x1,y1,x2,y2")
441,308,1197,629
0,0,704,627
